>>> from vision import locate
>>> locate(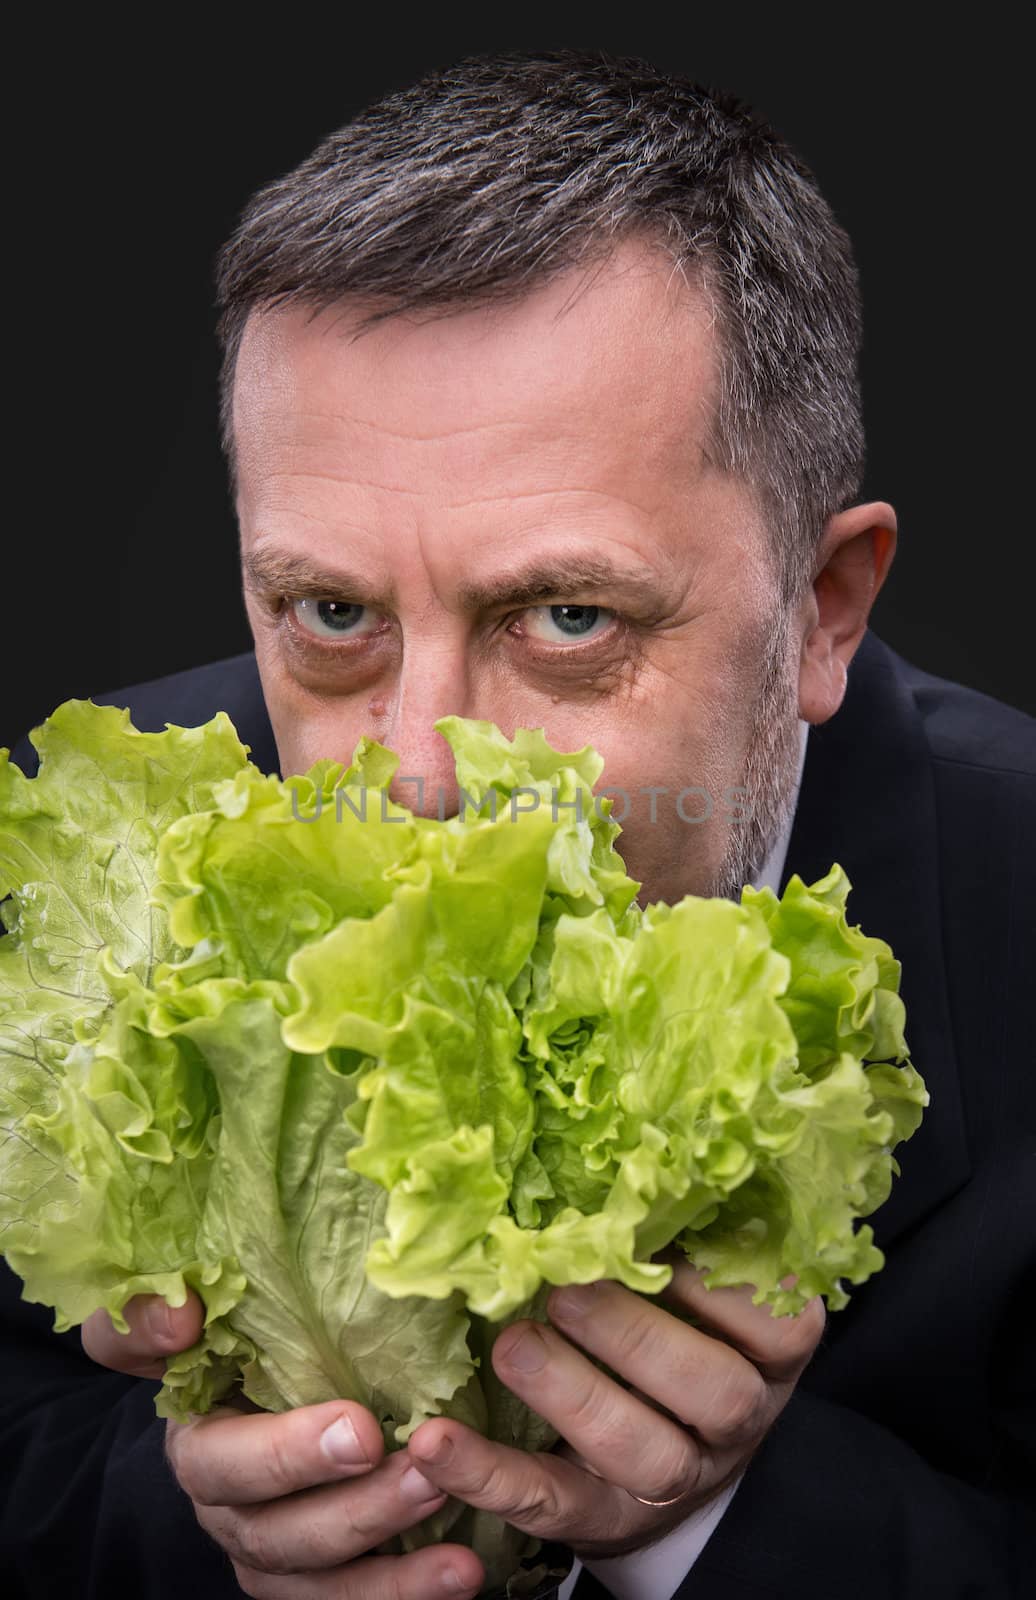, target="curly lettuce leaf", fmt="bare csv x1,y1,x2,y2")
148,987,478,1441
742,863,909,1073
0,704,251,1312
1,697,929,1596
318,877,926,1320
